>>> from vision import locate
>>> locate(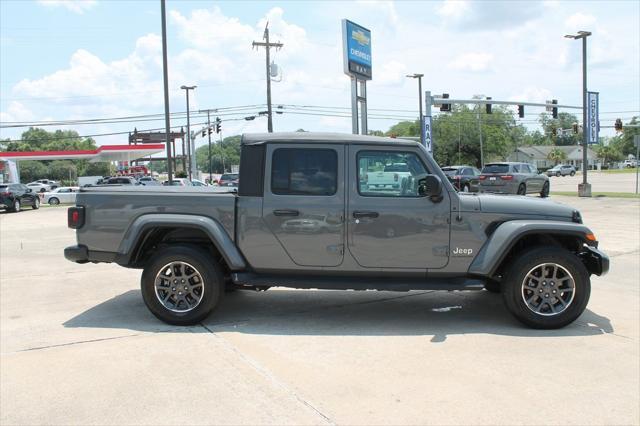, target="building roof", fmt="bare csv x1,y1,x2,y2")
514,145,595,160
242,132,419,146
0,144,165,163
